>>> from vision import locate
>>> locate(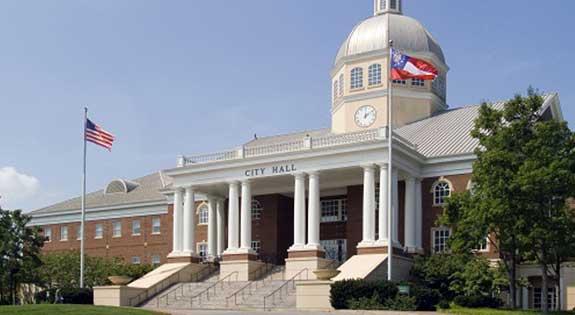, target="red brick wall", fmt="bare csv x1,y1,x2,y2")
41,206,173,265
